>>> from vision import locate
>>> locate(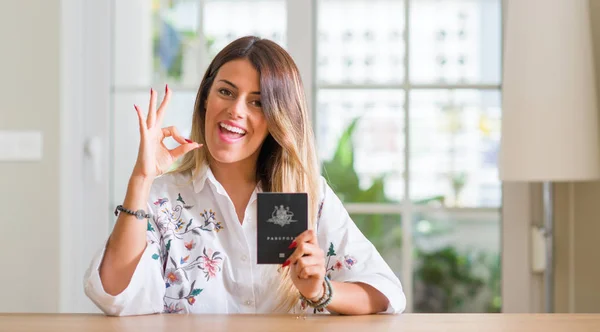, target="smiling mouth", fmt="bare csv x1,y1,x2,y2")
218,122,246,141
219,122,247,135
